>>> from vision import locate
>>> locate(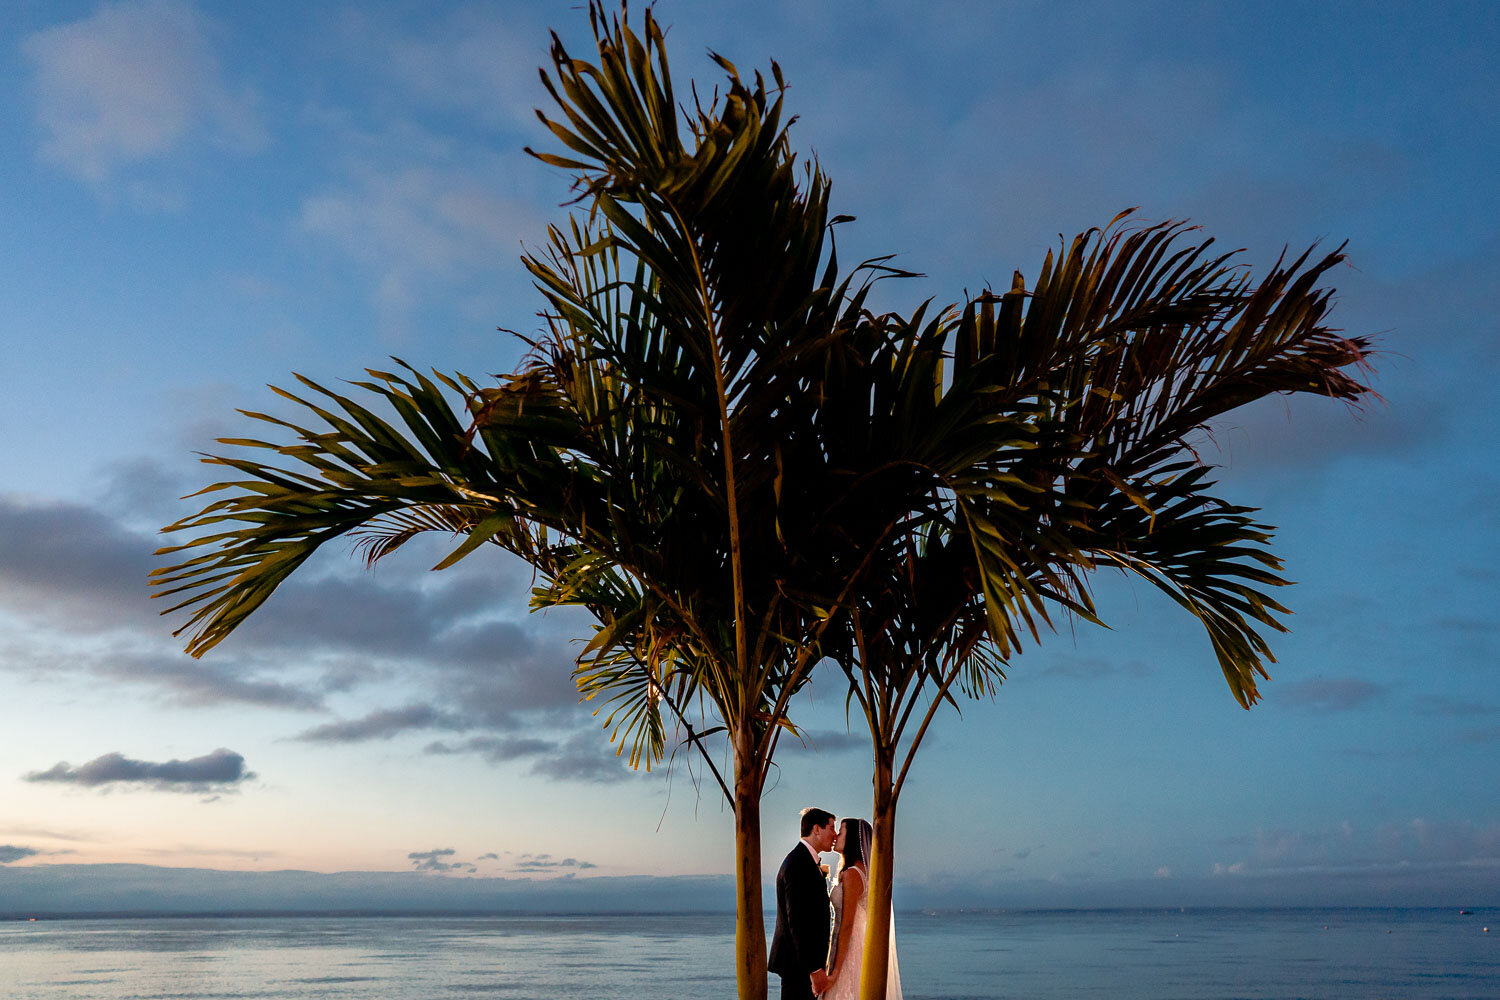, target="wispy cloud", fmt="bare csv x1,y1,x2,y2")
1211,818,1500,878
294,704,464,743
778,728,867,754
299,161,541,332
0,488,586,728
528,732,637,784
424,736,556,763
283,5,556,331
426,731,640,785
93,652,326,711
1032,656,1152,682
1412,693,1499,718
1203,390,1434,476
0,826,94,843
1430,615,1500,636
1274,676,1386,712
24,748,254,794
335,5,546,131
0,845,39,864
407,847,474,873
22,0,264,185
512,853,597,872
